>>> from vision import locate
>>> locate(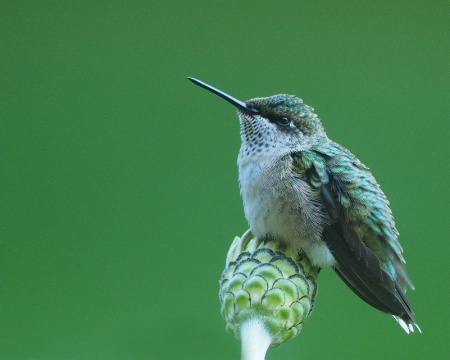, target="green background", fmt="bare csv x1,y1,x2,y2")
2,1,449,359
